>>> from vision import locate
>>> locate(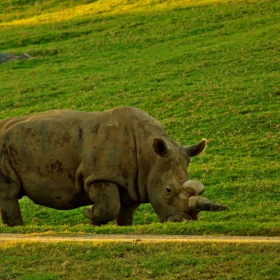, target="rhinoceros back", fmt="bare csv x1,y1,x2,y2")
0,107,164,209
